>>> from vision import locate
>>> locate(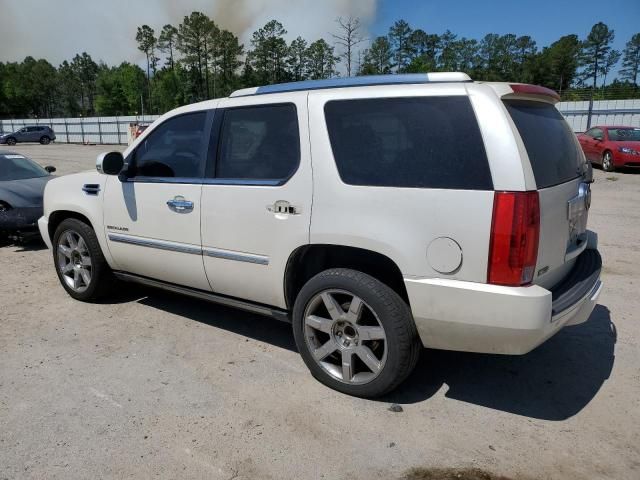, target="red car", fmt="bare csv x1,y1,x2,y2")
577,126,640,172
